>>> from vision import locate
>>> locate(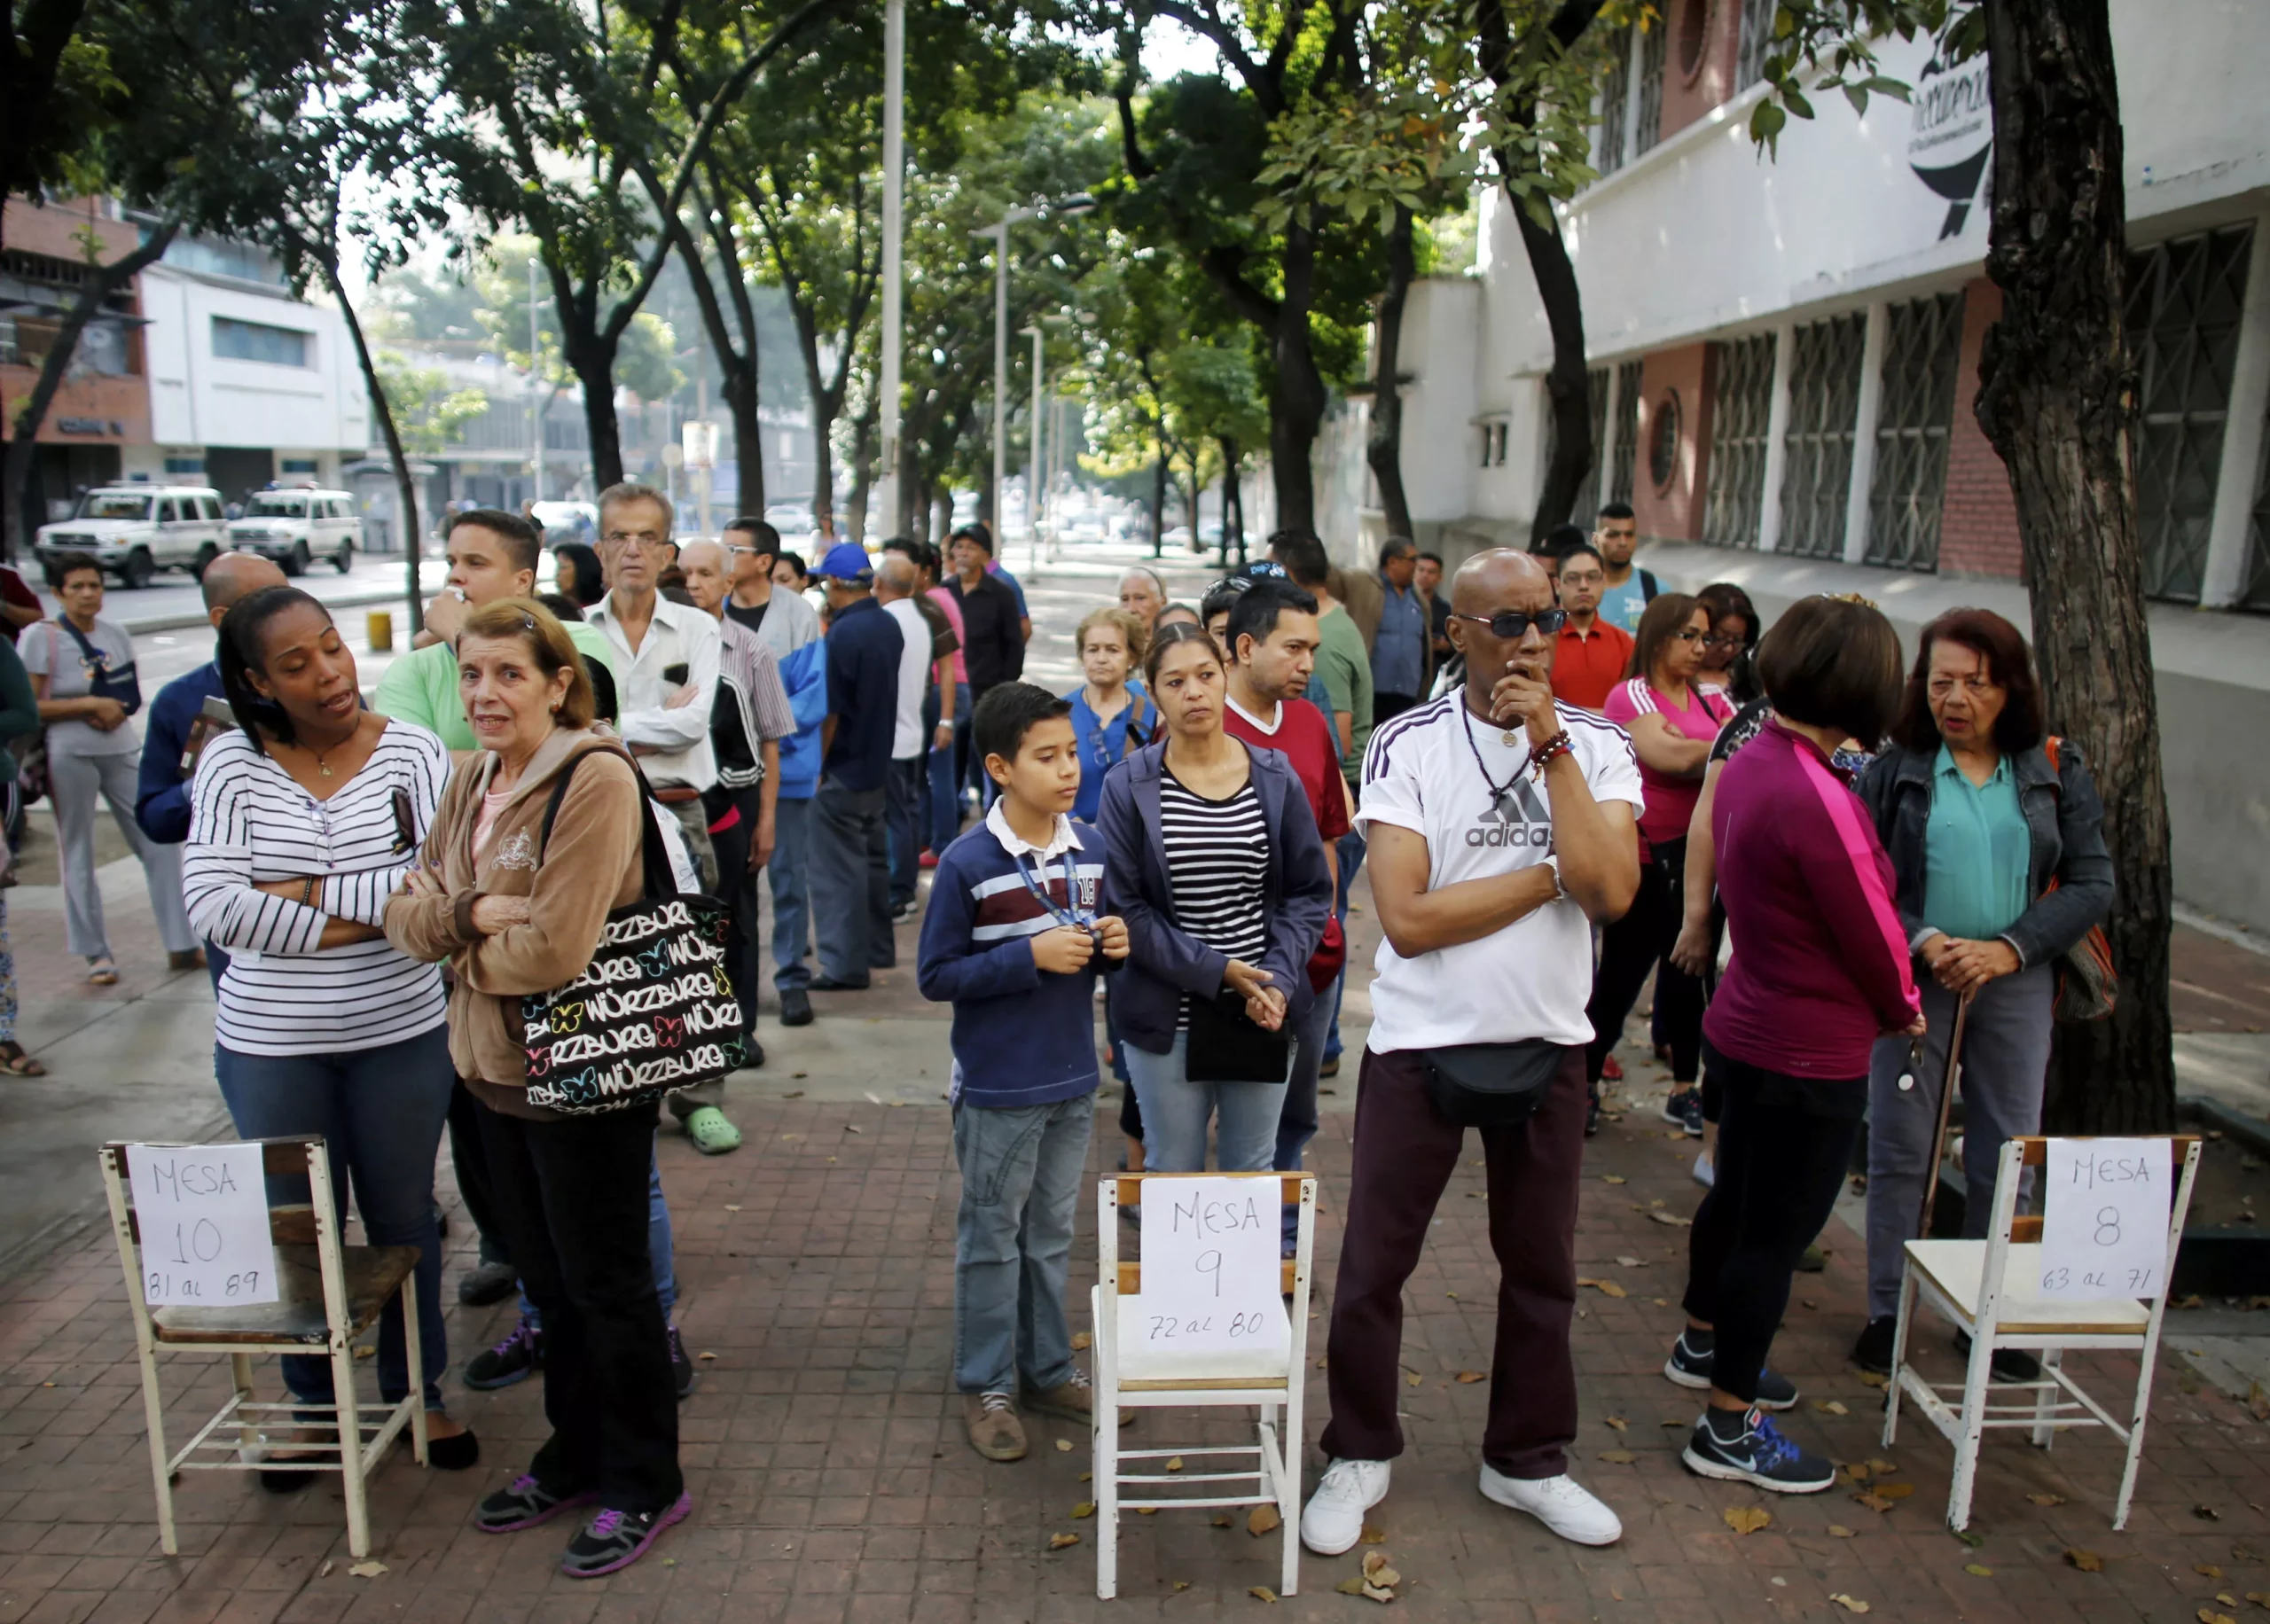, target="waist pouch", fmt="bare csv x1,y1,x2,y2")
1423,1039,1572,1128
